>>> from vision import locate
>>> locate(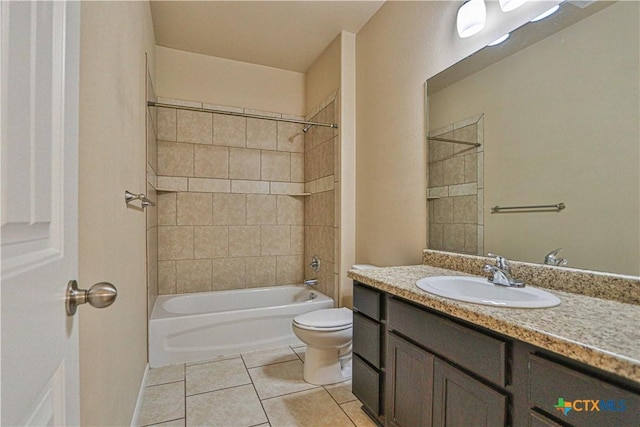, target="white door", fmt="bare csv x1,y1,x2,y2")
1,2,80,425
